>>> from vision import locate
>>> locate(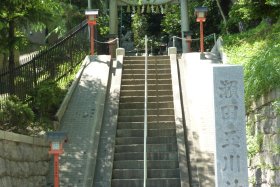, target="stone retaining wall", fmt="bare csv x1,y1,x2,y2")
0,131,49,187
247,89,280,186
